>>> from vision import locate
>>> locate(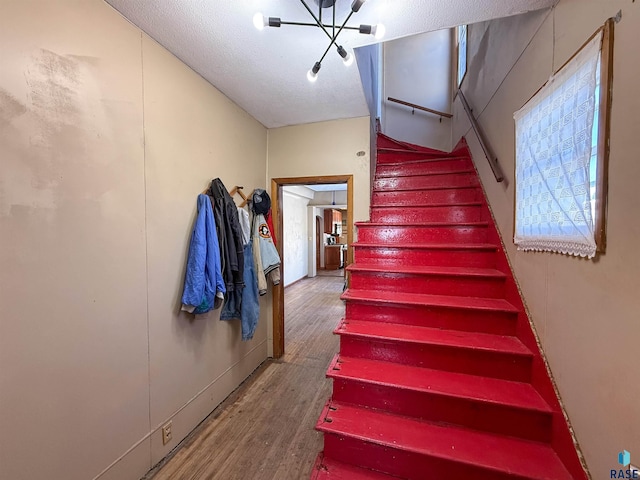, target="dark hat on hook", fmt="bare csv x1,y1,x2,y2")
252,189,271,215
